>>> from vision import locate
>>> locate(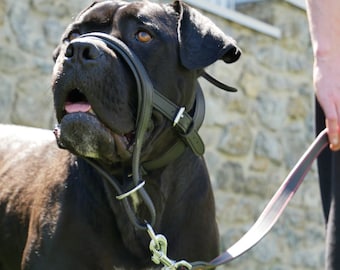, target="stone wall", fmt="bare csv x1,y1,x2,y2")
0,0,325,269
